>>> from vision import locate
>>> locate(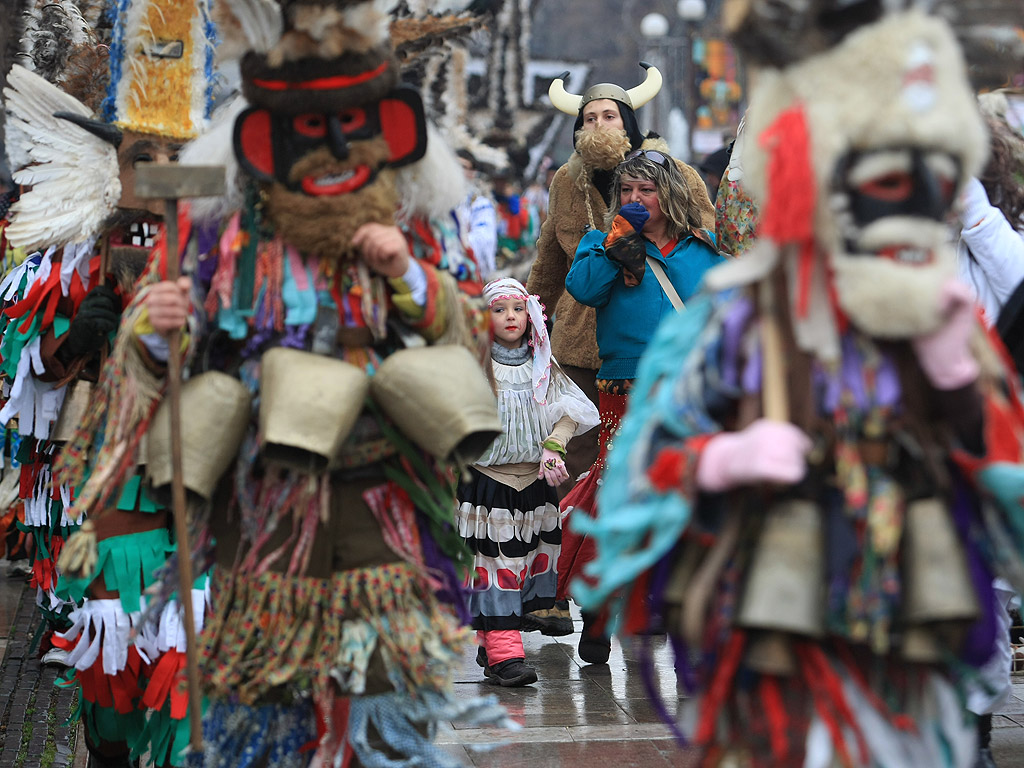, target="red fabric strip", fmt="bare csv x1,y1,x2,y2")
252,62,389,93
